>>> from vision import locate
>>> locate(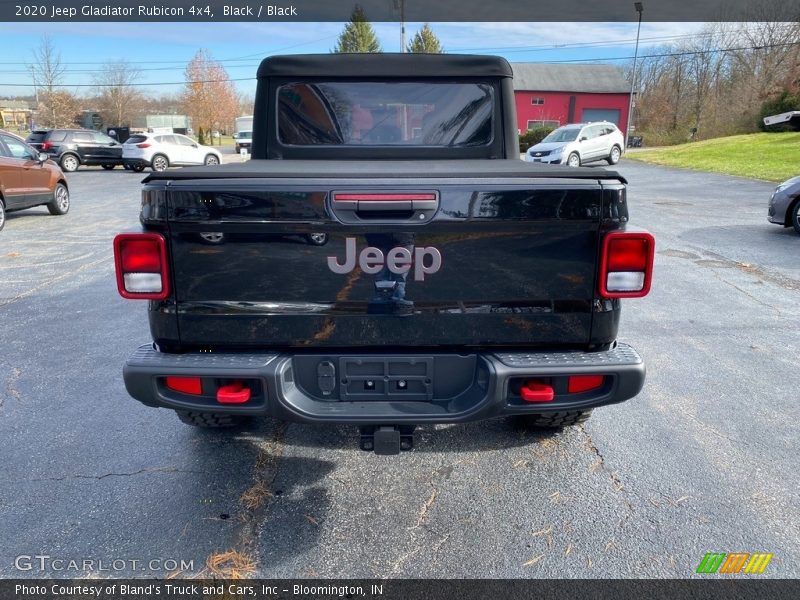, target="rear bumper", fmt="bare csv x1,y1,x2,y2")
123,343,645,424
123,158,151,168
